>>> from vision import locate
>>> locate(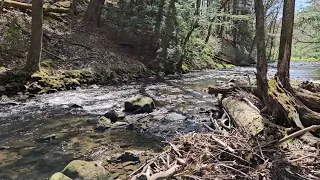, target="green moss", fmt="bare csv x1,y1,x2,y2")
62,160,109,180
64,69,93,78
49,172,72,180
41,60,57,68
181,63,190,72
31,70,64,89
